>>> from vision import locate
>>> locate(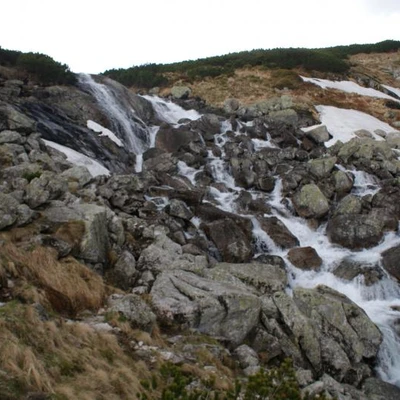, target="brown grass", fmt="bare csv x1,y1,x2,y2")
1,243,105,315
